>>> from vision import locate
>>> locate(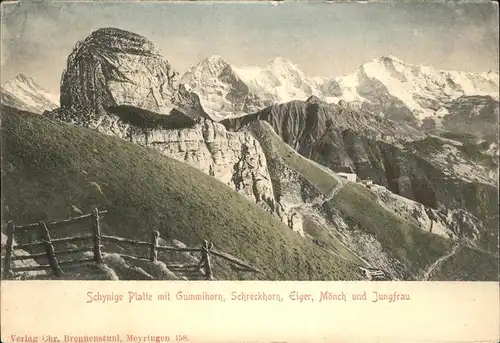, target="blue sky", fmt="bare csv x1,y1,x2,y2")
1,0,498,94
